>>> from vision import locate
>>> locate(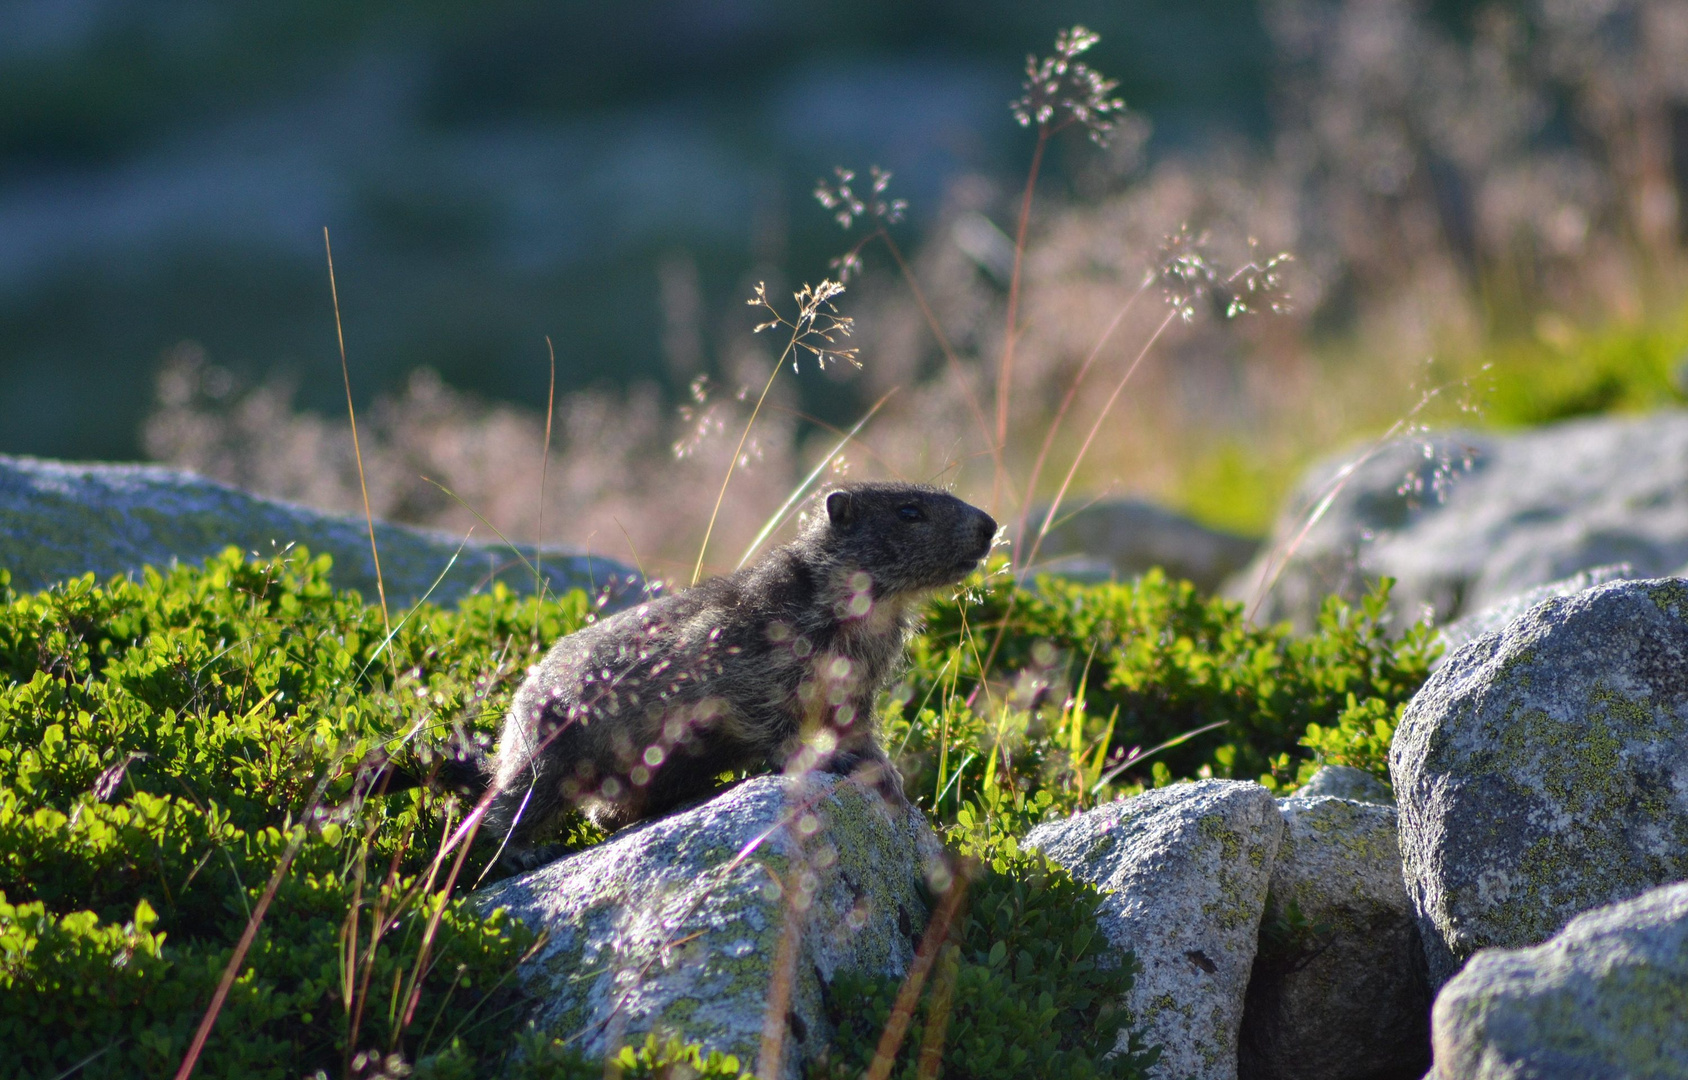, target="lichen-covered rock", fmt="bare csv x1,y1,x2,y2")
1430,880,1688,1080
1238,796,1429,1080
0,454,635,606
1228,411,1688,629
1290,764,1393,805
1391,577,1688,989
476,773,940,1079
1025,779,1284,1080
